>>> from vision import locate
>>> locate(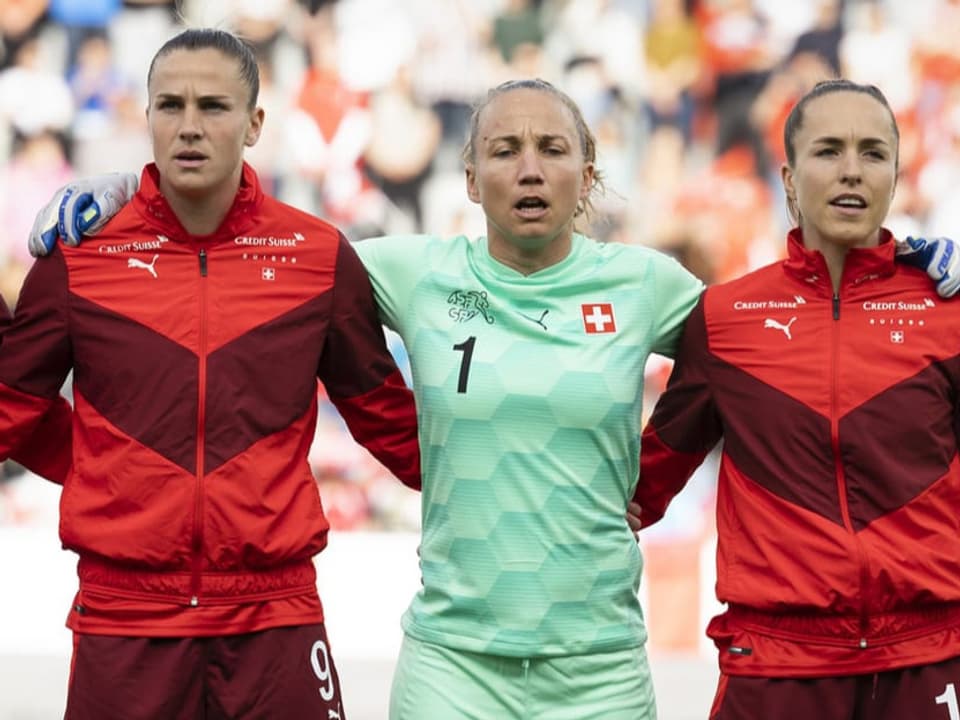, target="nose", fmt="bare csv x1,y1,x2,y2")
517,147,544,183
839,150,862,184
179,104,202,141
